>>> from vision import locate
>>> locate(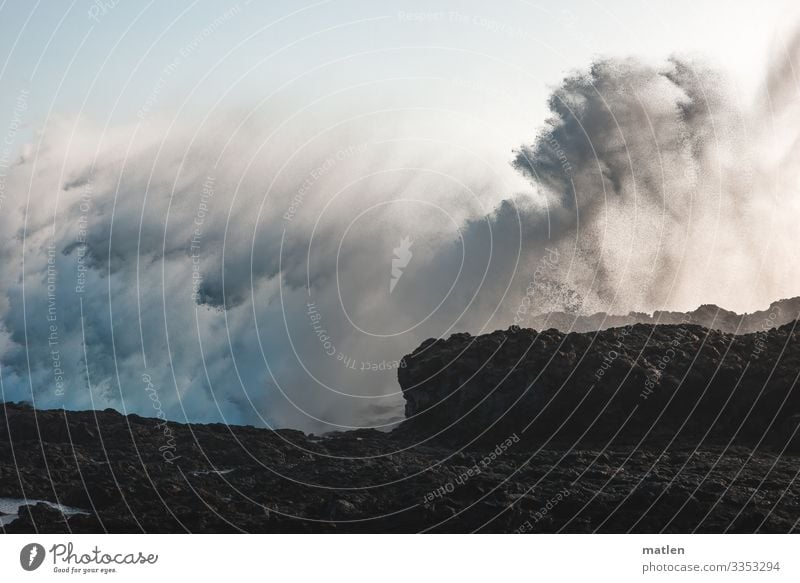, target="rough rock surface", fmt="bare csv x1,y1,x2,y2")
1,321,799,533
398,322,800,451
526,296,800,334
